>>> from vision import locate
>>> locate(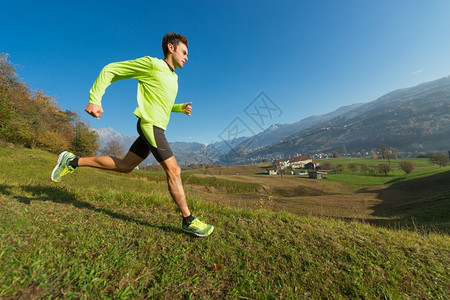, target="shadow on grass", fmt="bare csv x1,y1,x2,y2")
0,184,12,196
384,176,407,184
9,184,183,235
358,170,450,233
